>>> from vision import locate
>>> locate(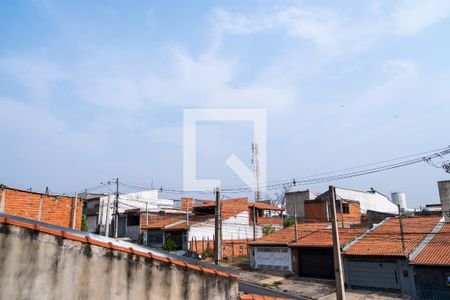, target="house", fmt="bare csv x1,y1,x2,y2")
409,180,450,299
286,187,398,224
88,190,184,240
0,184,83,230
285,189,317,219
0,212,239,299
304,197,361,226
142,197,283,257
410,223,450,299
248,223,364,278
343,215,442,297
